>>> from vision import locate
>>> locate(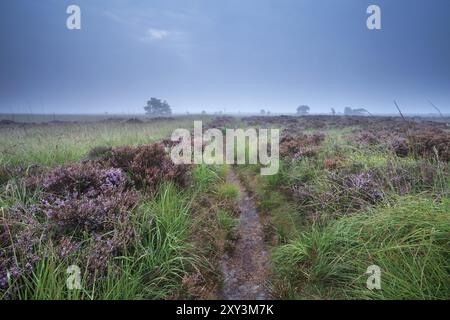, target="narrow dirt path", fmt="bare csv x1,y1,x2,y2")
220,169,270,300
